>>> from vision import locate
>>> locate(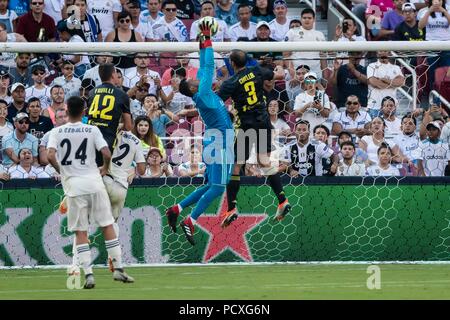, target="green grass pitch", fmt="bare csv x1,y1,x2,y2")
1,264,450,300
